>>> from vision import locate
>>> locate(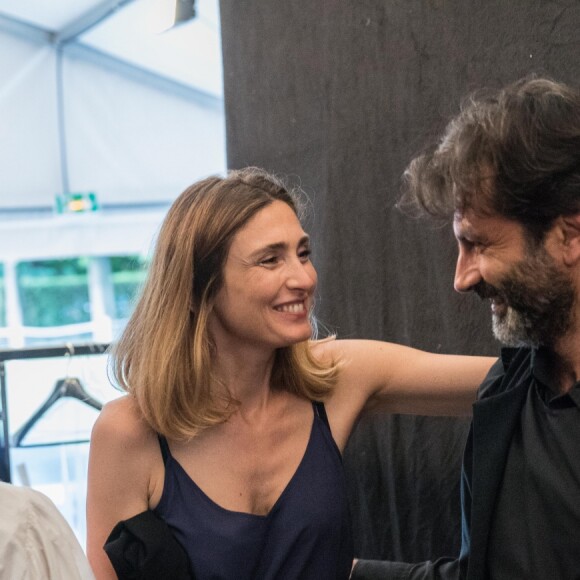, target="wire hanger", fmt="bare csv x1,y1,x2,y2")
11,344,103,448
